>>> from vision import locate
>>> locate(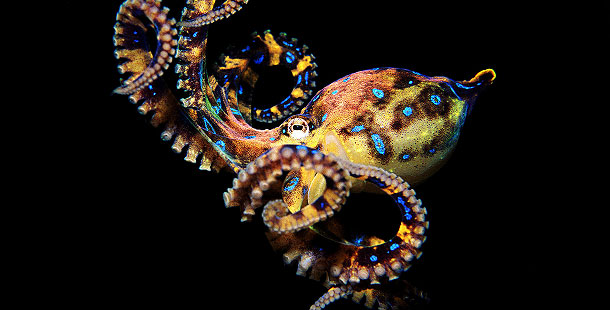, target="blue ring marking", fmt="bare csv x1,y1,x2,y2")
370,255,378,262
456,82,473,89
372,88,384,98
284,176,299,191
285,51,295,63
351,125,365,132
396,196,412,216
203,117,216,134
254,53,264,64
371,134,385,155
430,94,441,105
402,106,413,117
215,140,226,152
390,243,400,251
402,154,410,160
